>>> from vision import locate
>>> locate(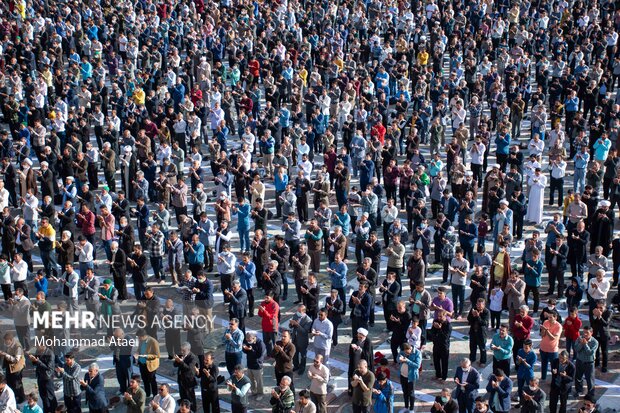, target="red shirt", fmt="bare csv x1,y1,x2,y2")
512,314,534,340
258,300,280,333
563,315,582,340
77,210,96,236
